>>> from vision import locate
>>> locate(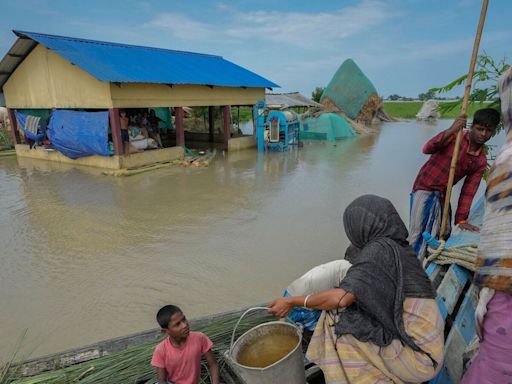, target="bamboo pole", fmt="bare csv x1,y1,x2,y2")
439,0,489,239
